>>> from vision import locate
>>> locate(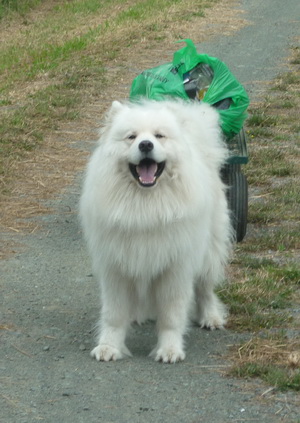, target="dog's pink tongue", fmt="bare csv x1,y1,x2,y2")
137,162,157,184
